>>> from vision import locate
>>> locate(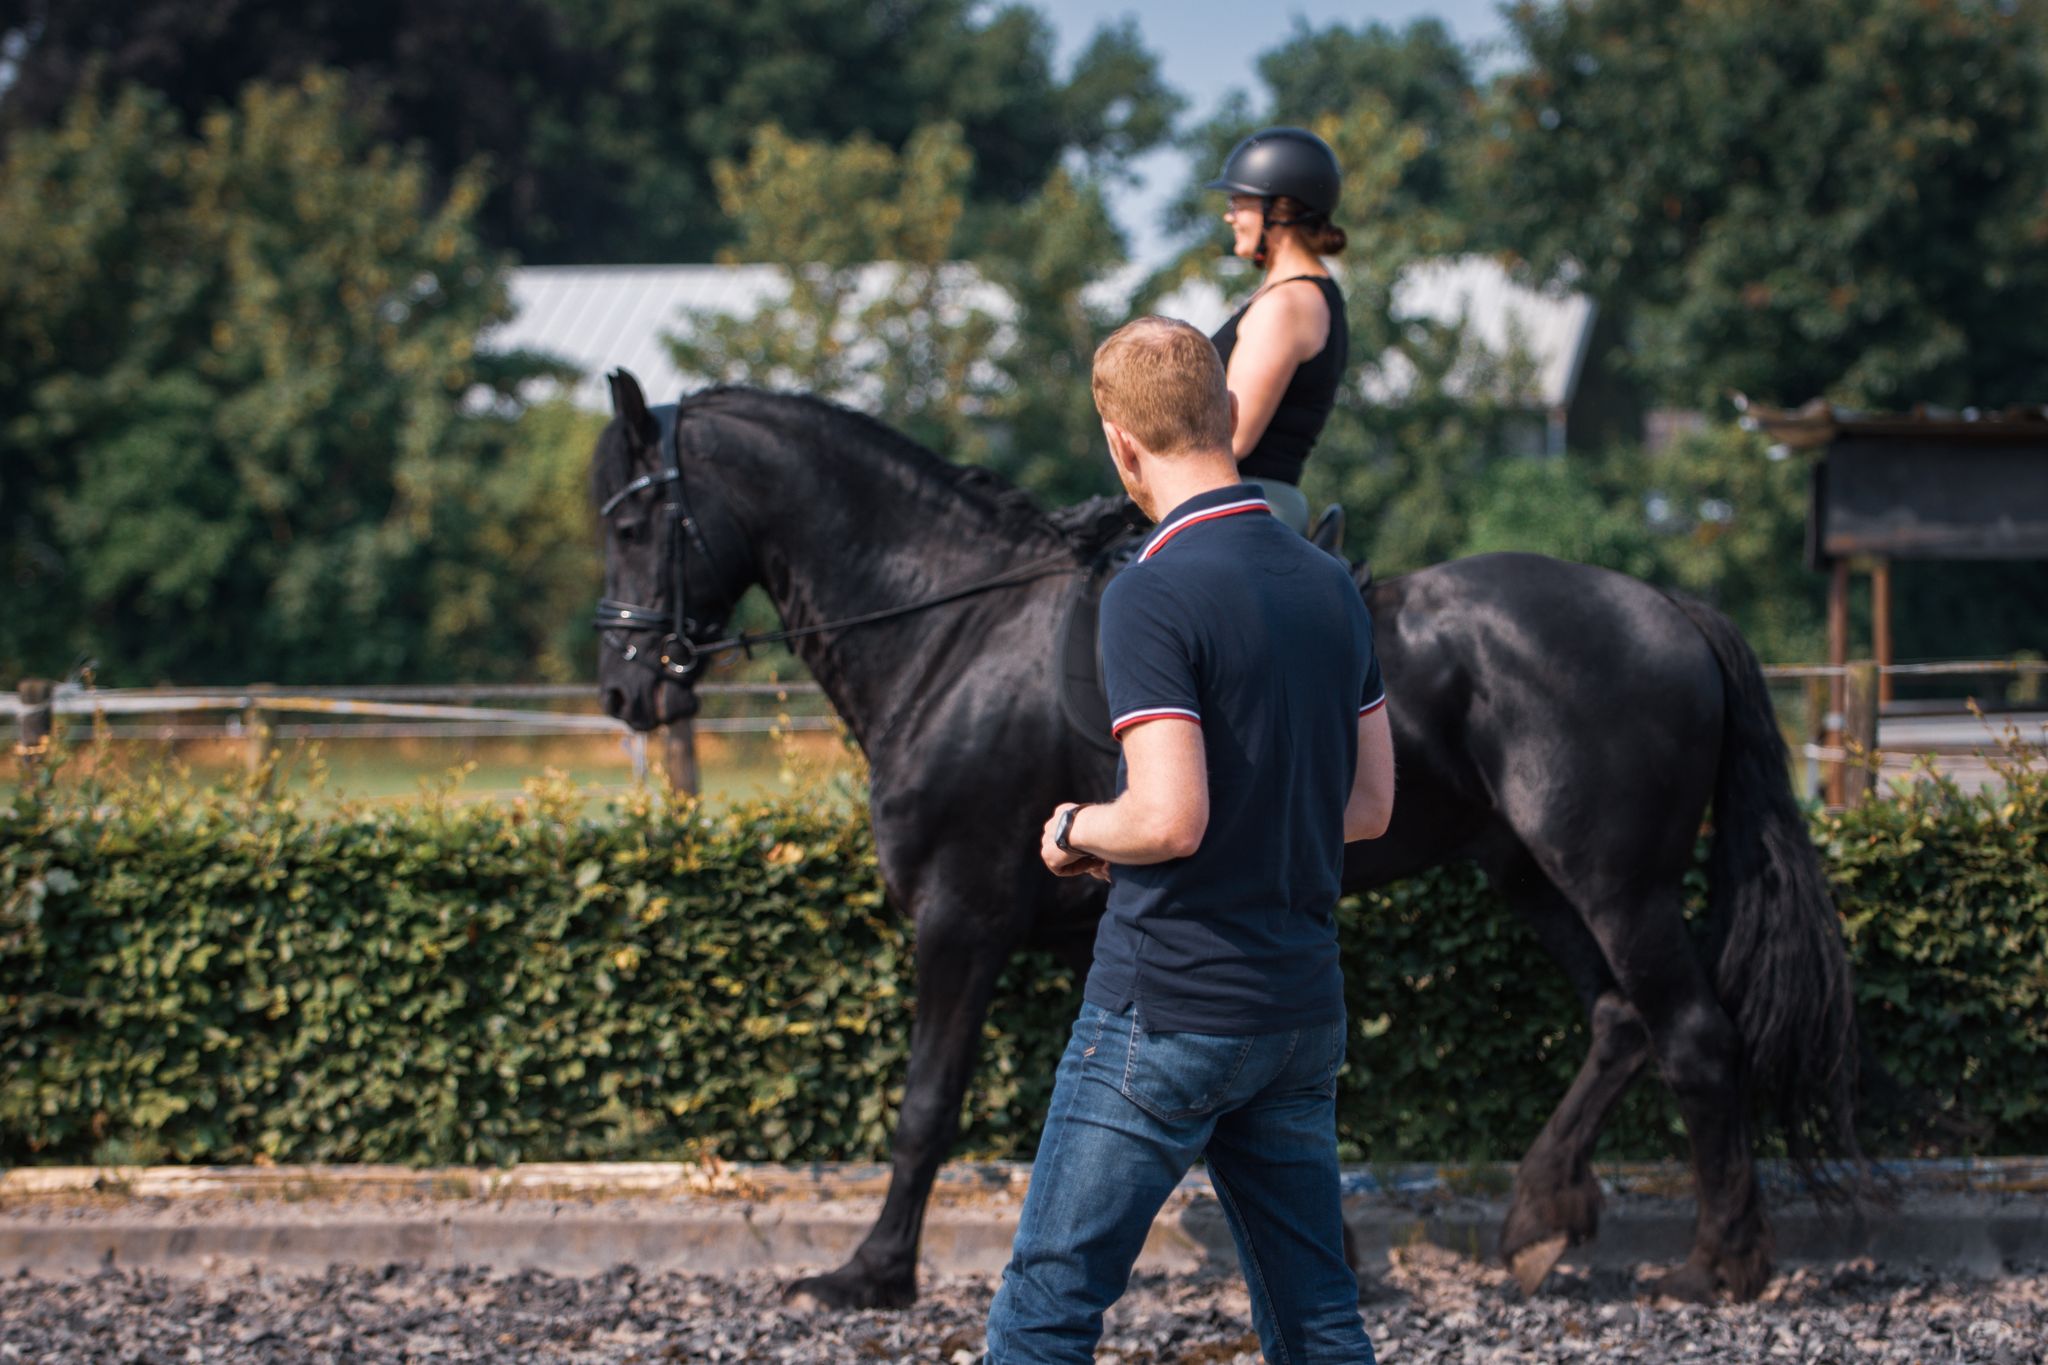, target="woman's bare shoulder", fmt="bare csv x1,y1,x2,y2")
1238,276,1332,349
